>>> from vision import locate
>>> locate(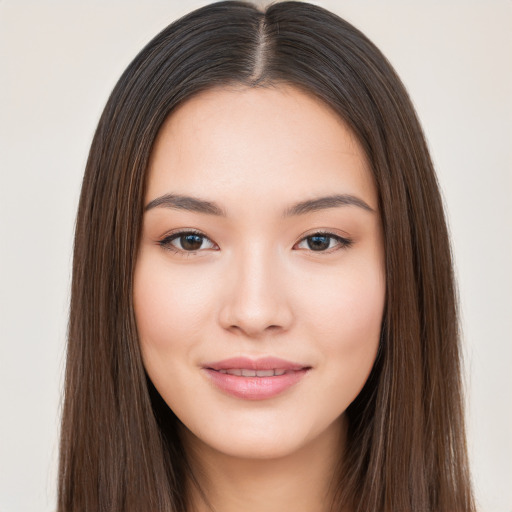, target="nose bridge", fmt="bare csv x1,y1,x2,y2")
219,240,292,336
